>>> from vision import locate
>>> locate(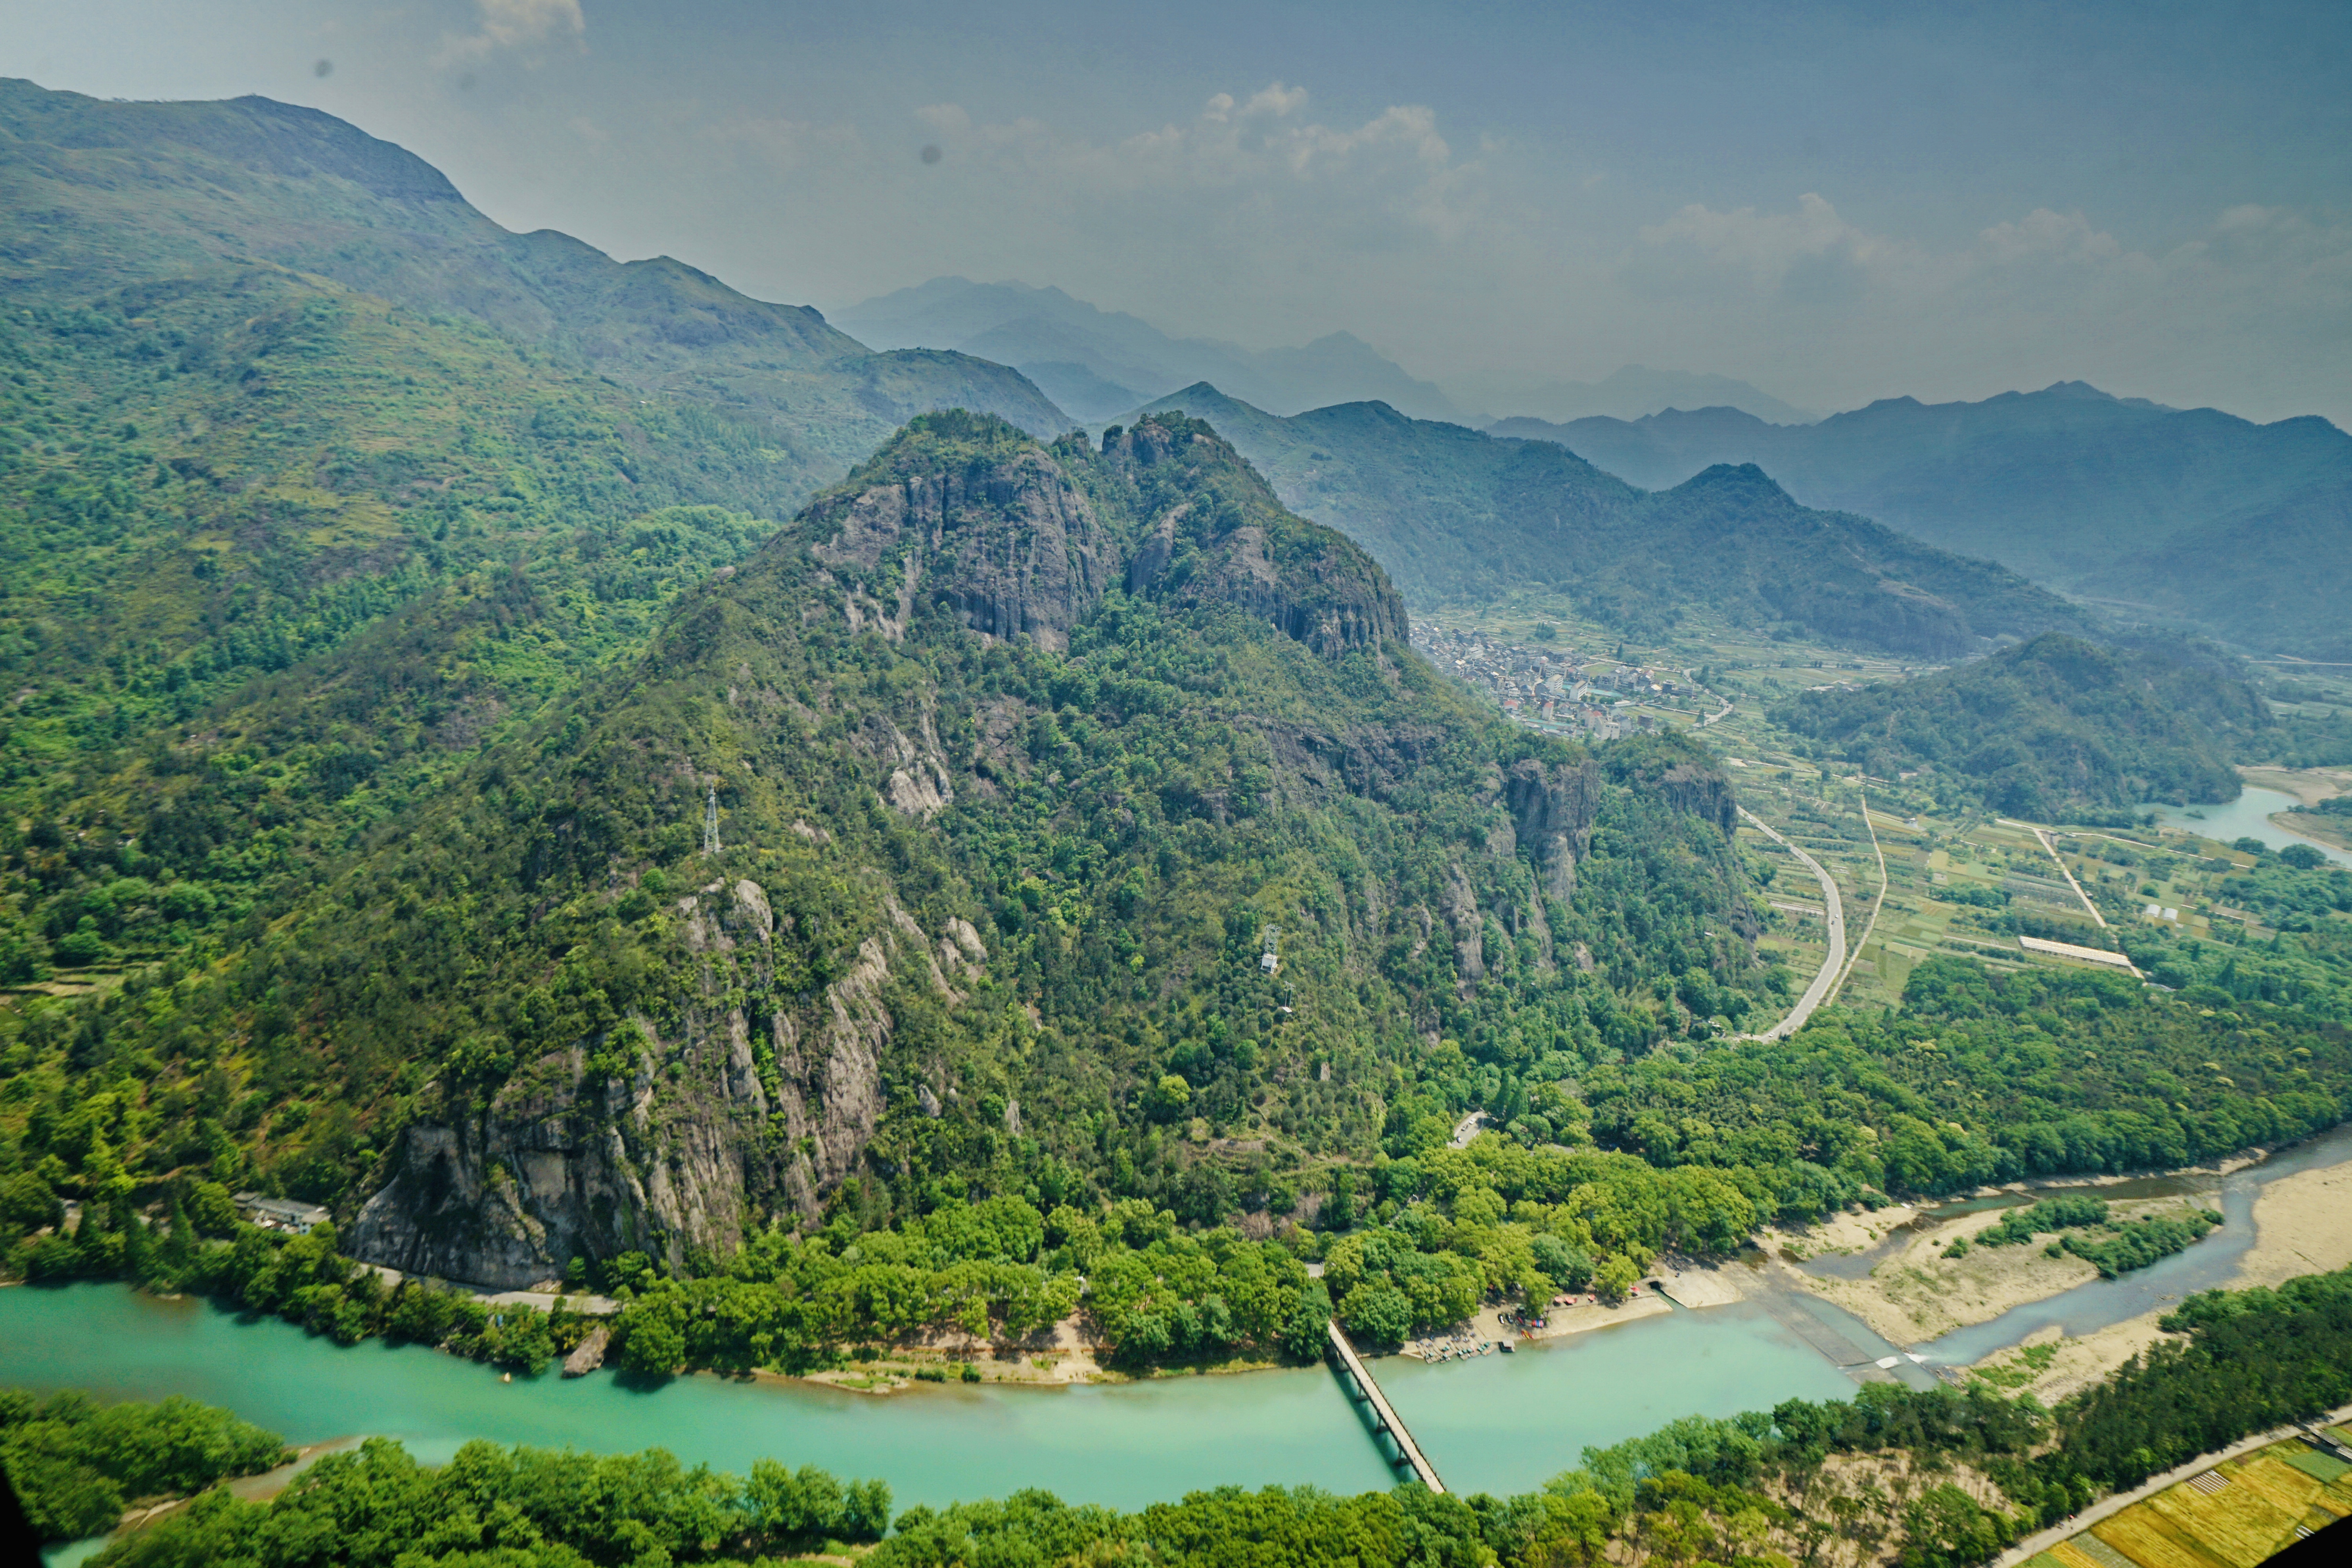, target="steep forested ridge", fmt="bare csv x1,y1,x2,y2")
1134,385,2091,656
0,74,1078,998
0,80,1069,467
1495,383,2352,660
2,409,1778,1291
1771,633,2269,817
